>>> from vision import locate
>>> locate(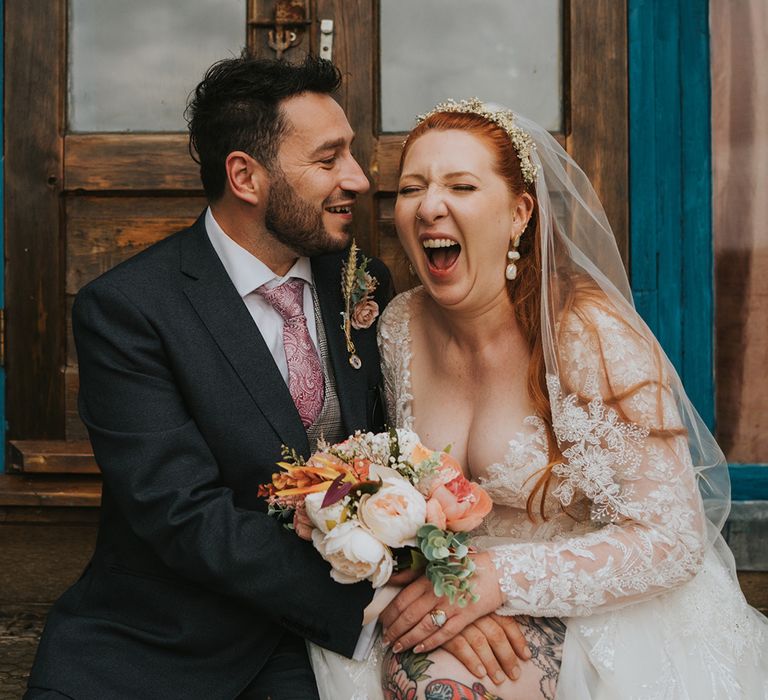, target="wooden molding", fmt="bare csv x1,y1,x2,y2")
65,133,201,192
